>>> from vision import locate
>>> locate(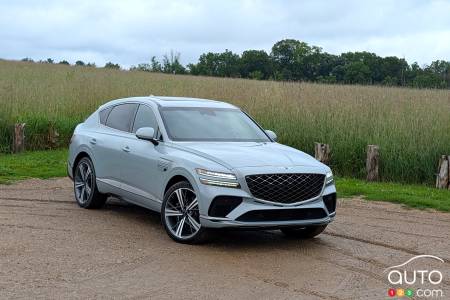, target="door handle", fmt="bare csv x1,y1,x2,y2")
90,138,97,145
122,146,130,152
